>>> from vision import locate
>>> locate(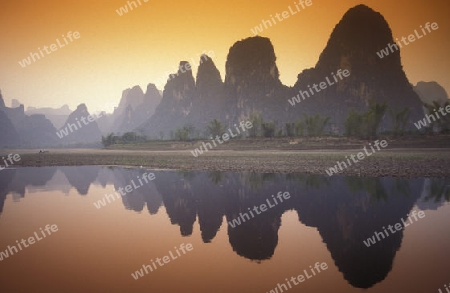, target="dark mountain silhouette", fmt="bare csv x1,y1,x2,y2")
110,85,144,133
118,84,162,133
118,86,145,112
57,104,102,143
11,99,21,108
96,111,112,135
414,81,449,105
1,103,26,126
140,5,424,135
0,91,5,108
140,62,198,138
142,84,163,117
224,37,287,124
0,91,57,147
141,39,289,137
0,5,439,145
186,55,229,133
100,84,162,135
15,113,58,147
0,109,20,147
290,4,424,132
